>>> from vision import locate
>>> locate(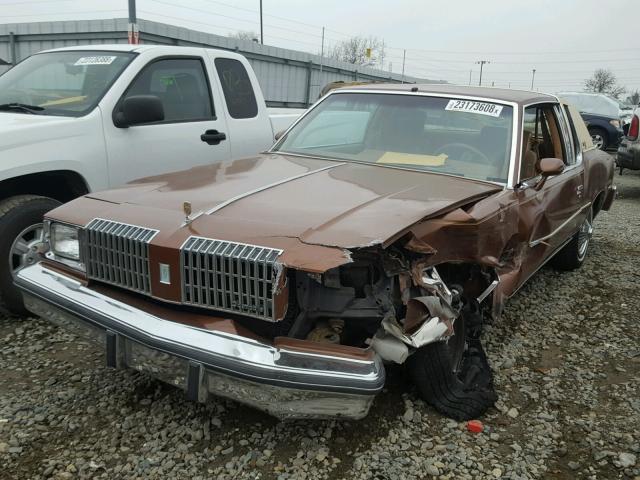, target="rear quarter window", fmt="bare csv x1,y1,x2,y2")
214,58,258,119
